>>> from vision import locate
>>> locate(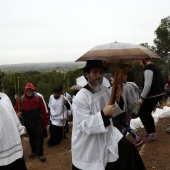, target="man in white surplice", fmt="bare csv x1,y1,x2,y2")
71,60,146,170
48,88,72,146
0,92,27,169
